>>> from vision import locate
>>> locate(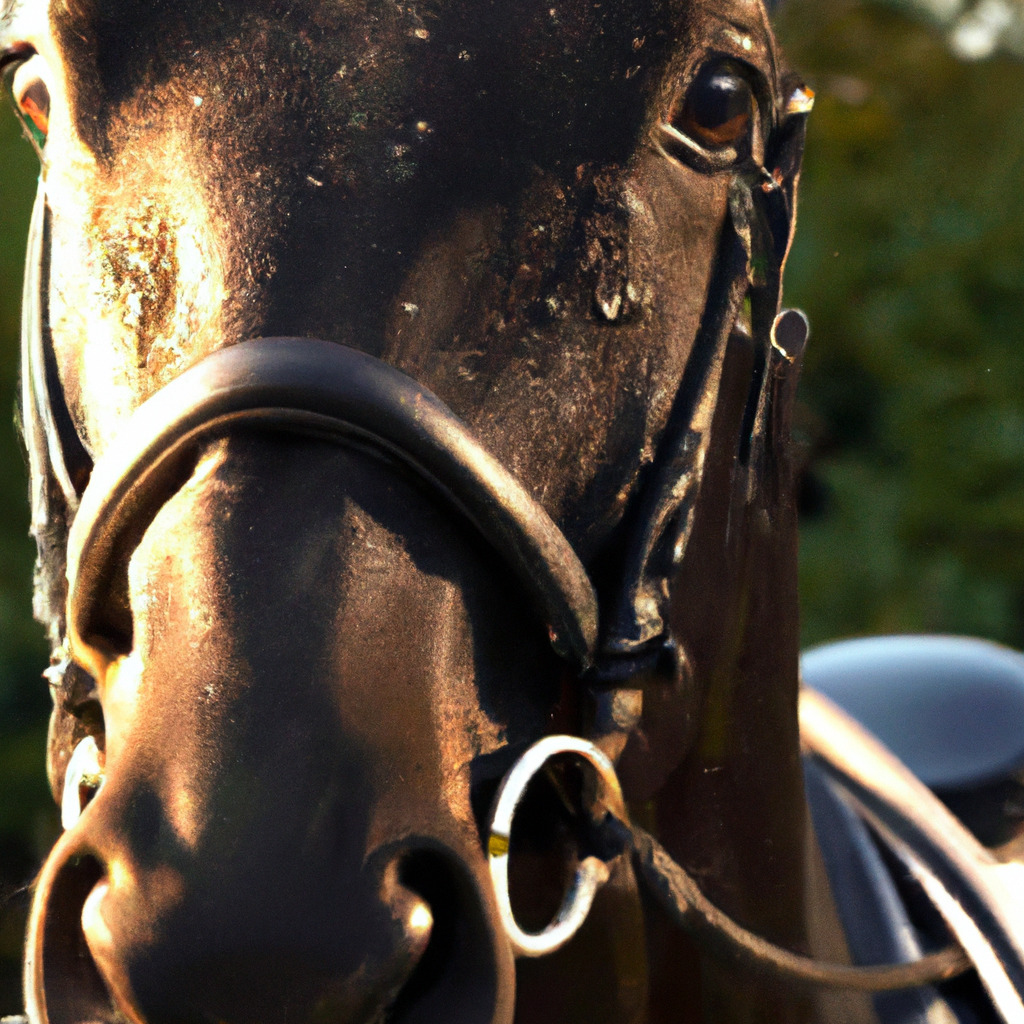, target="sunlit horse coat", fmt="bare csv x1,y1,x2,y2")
4,1,1006,1023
